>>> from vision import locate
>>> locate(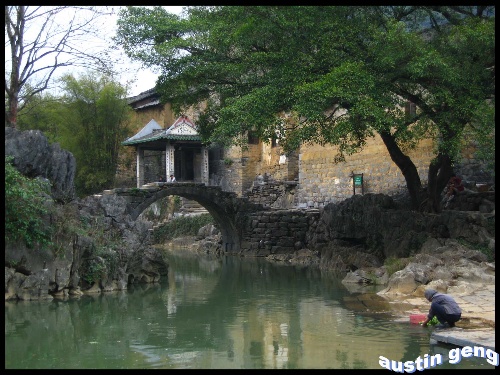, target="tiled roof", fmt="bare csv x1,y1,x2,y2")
121,116,201,146
123,119,162,143
126,88,157,105
134,99,161,110
122,131,201,145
